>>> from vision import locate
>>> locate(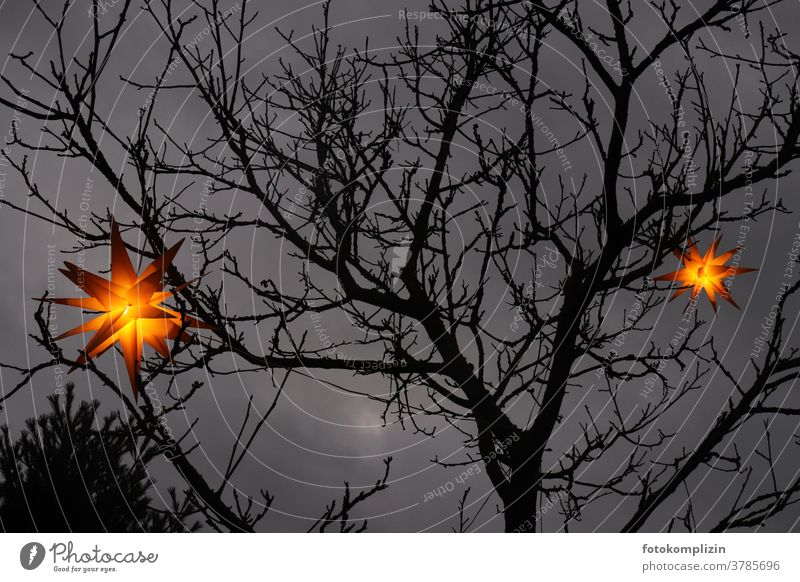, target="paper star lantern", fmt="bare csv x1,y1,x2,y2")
653,236,756,312
45,221,211,399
